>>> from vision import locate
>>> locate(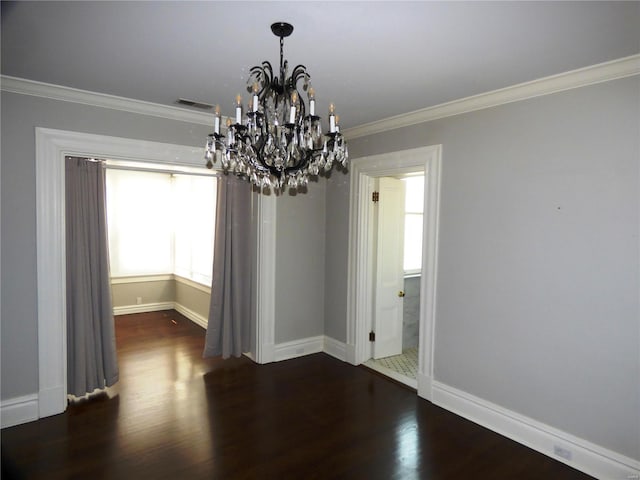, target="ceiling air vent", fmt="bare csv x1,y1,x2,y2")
176,98,214,110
